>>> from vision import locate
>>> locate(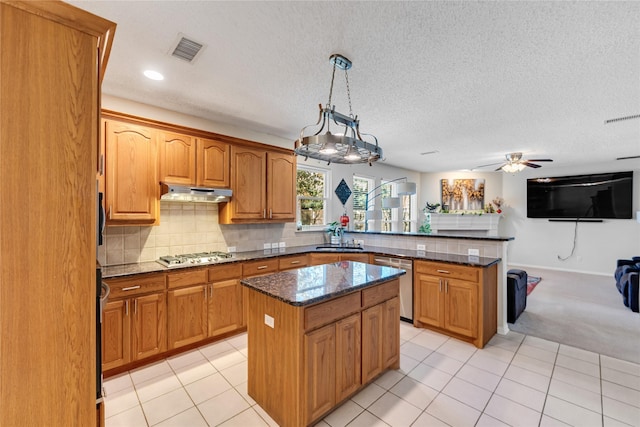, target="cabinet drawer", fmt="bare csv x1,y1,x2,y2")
278,254,309,271
415,261,479,282
167,269,208,289
242,258,279,277
362,279,399,308
106,273,166,299
208,263,242,282
305,292,361,331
